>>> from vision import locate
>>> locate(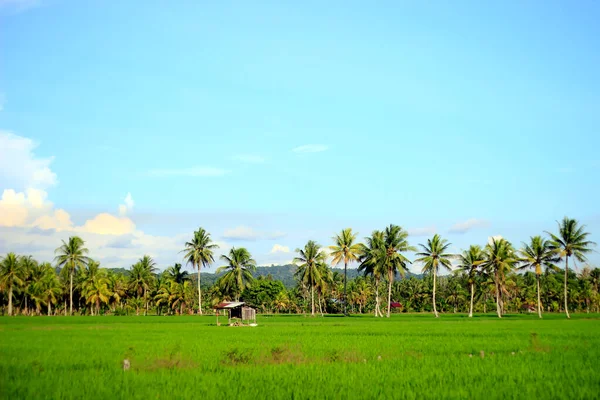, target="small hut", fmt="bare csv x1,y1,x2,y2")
214,302,257,326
